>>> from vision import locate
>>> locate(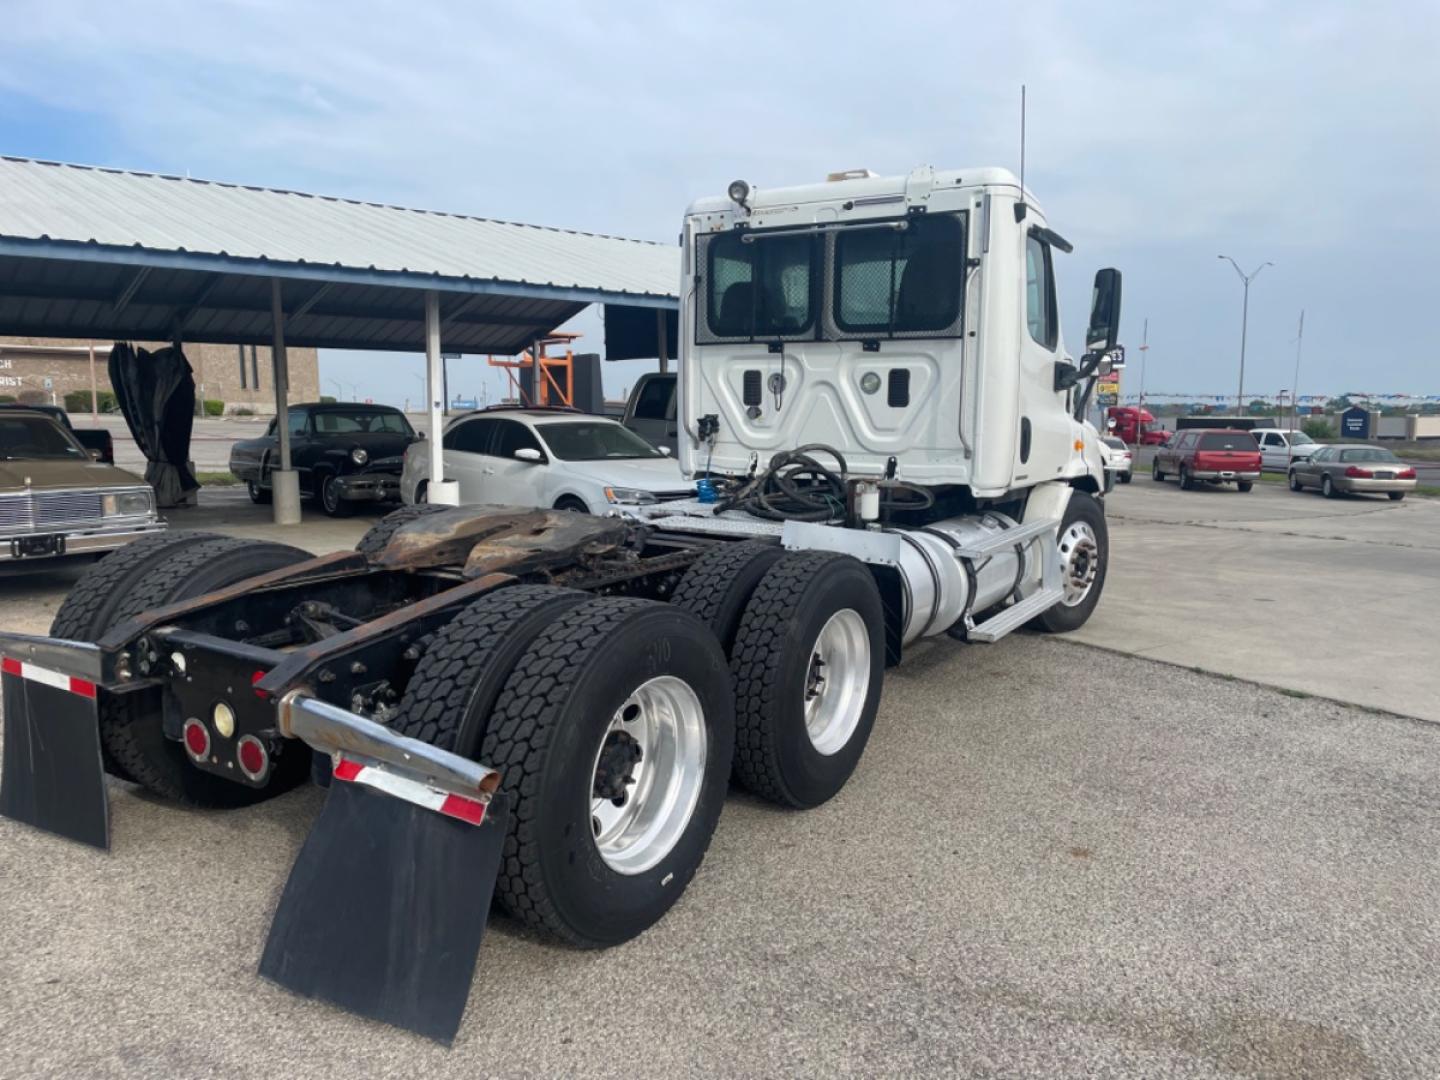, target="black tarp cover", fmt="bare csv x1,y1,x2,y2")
108,342,198,506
